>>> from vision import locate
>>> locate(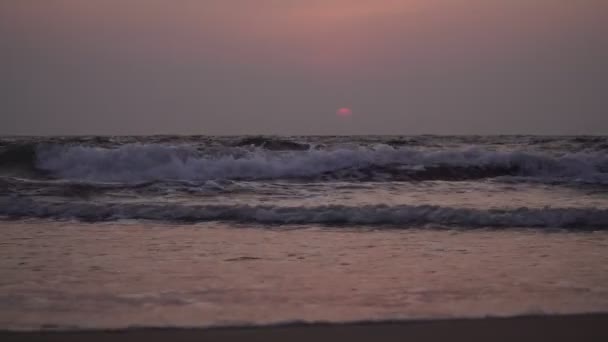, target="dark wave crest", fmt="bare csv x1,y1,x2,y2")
318,164,519,182
0,143,47,177
1,198,607,229
233,136,310,151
